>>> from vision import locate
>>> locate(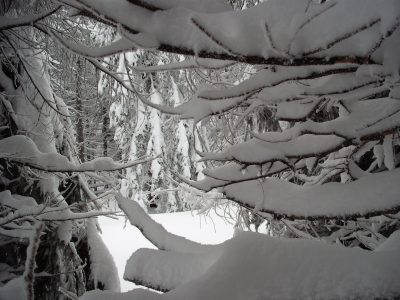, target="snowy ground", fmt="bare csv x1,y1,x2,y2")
98,207,235,292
